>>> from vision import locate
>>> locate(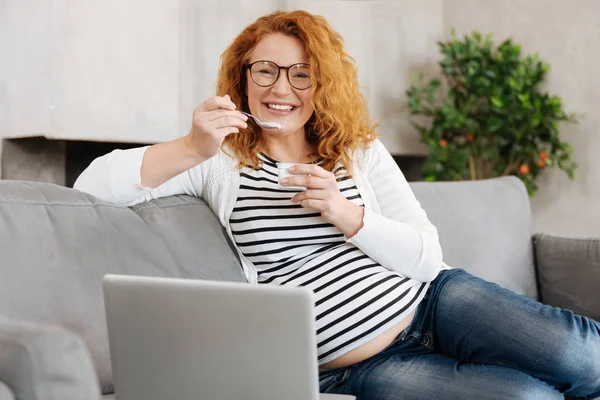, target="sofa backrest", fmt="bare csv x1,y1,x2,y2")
410,176,538,300
0,181,244,394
